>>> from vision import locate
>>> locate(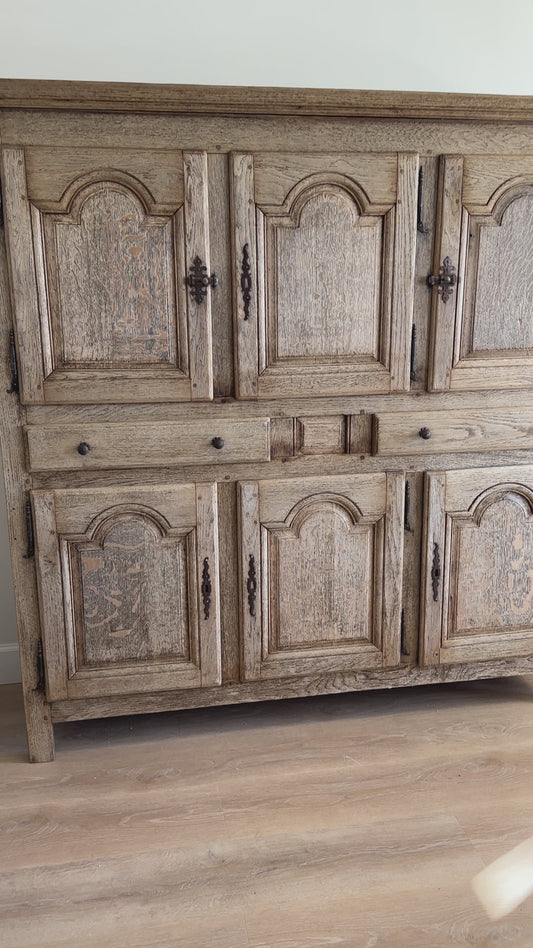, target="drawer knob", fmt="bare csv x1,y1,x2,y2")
211,436,224,450
418,427,432,440
77,442,91,455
